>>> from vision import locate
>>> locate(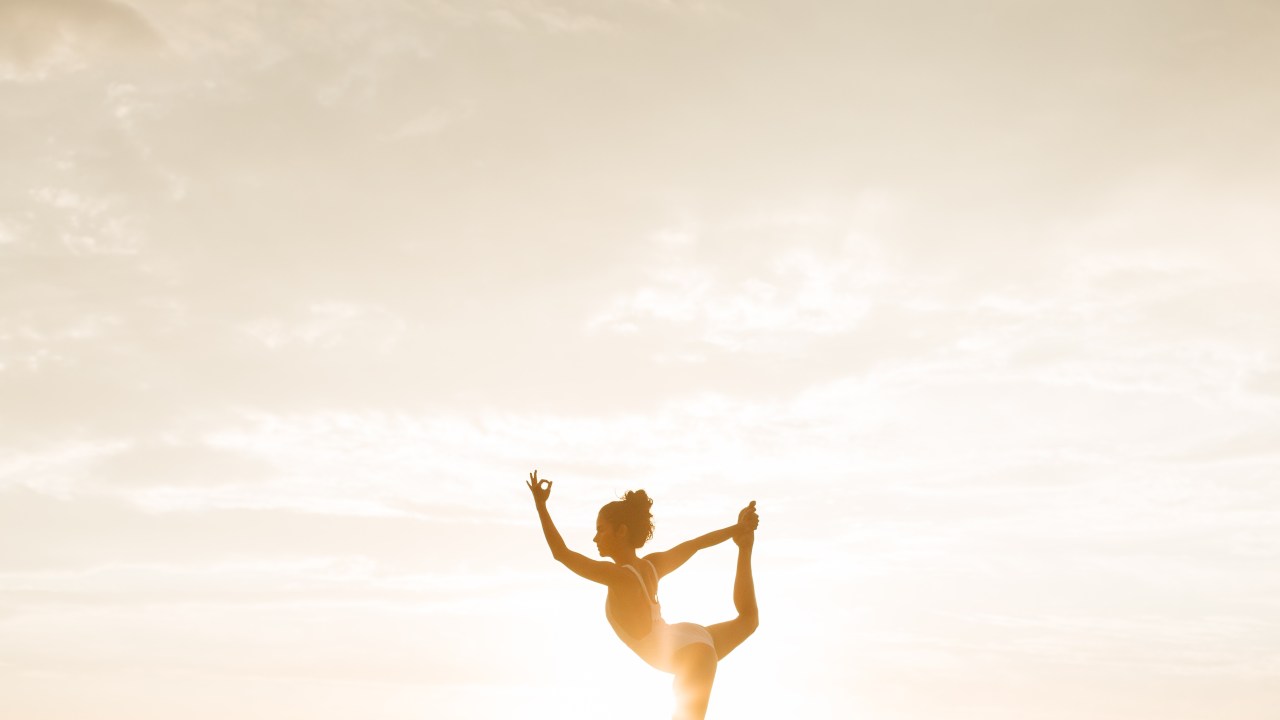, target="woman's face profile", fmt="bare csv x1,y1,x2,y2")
593,512,622,557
